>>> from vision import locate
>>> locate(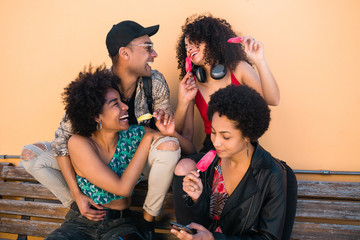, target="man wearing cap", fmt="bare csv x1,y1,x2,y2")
21,20,195,240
